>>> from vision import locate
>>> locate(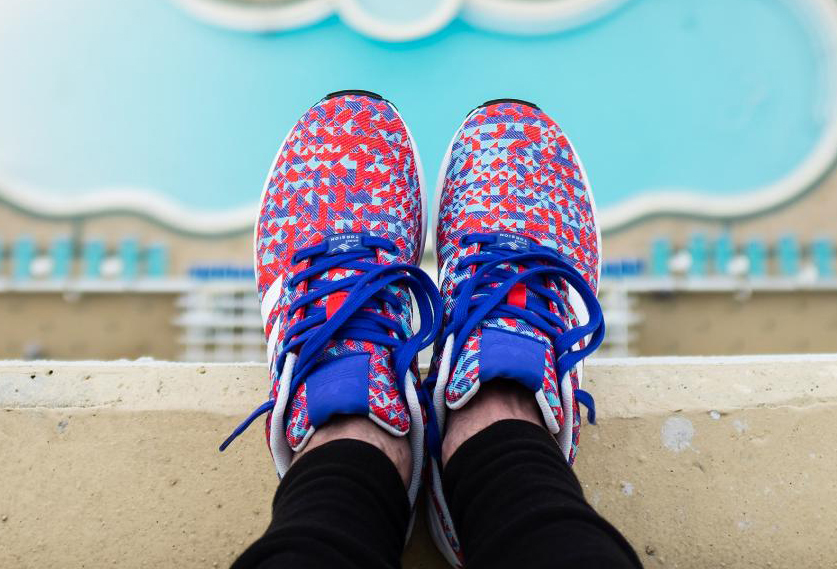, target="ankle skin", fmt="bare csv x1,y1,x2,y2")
441,381,544,468
294,415,412,488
